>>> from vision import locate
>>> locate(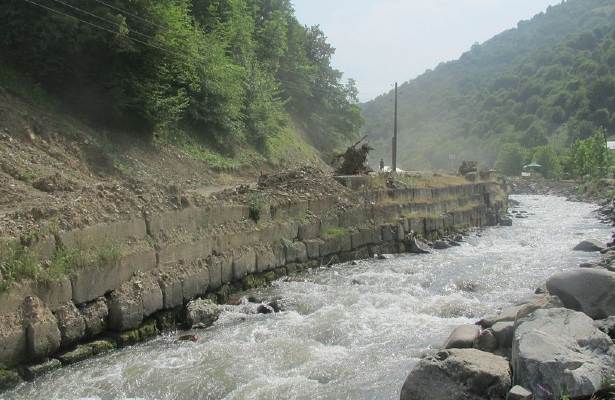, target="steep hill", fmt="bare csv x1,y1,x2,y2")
362,0,615,171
